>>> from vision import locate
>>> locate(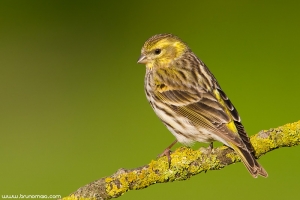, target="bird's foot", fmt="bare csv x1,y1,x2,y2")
208,142,214,152
157,139,178,167
199,142,214,154
157,148,172,166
